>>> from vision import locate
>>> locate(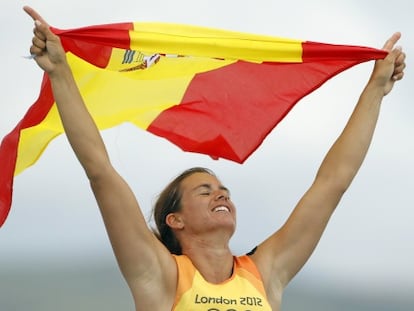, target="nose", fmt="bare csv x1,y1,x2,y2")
215,190,230,201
